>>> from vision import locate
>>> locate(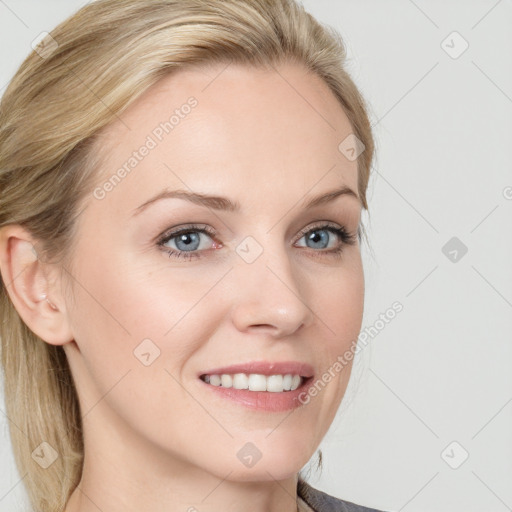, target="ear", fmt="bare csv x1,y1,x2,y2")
0,225,74,345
